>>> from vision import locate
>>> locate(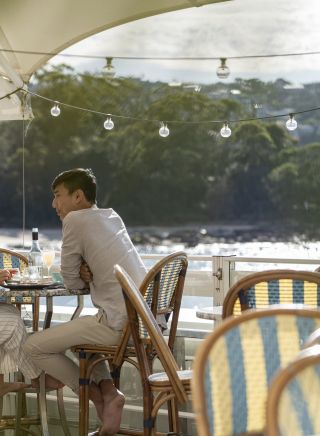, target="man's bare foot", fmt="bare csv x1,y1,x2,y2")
0,382,30,397
31,374,64,390
99,390,125,436
89,382,104,421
